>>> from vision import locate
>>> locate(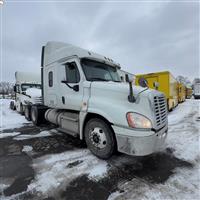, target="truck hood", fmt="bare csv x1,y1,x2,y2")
89,81,165,129
26,88,41,98
90,81,151,97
